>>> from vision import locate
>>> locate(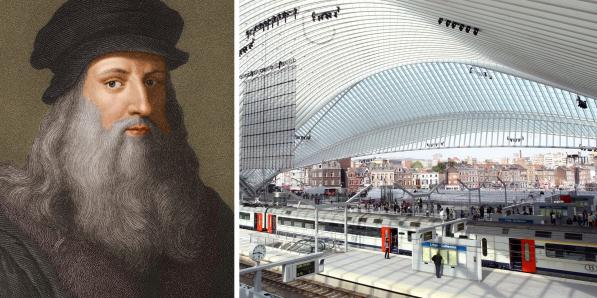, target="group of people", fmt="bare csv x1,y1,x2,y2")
352,200,411,214
556,210,597,227
472,205,496,219
439,206,453,220
302,193,325,204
